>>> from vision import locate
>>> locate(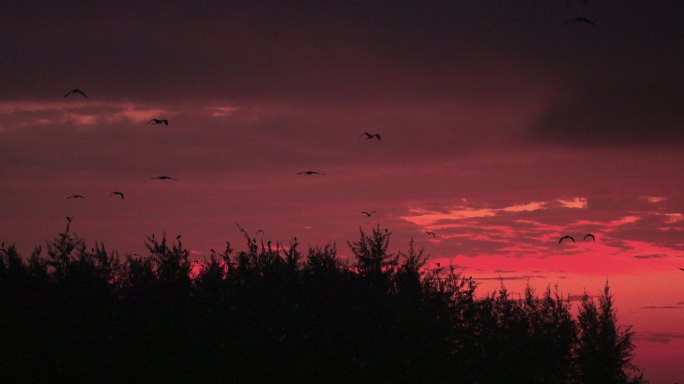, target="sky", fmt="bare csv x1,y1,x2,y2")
1,0,683,381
